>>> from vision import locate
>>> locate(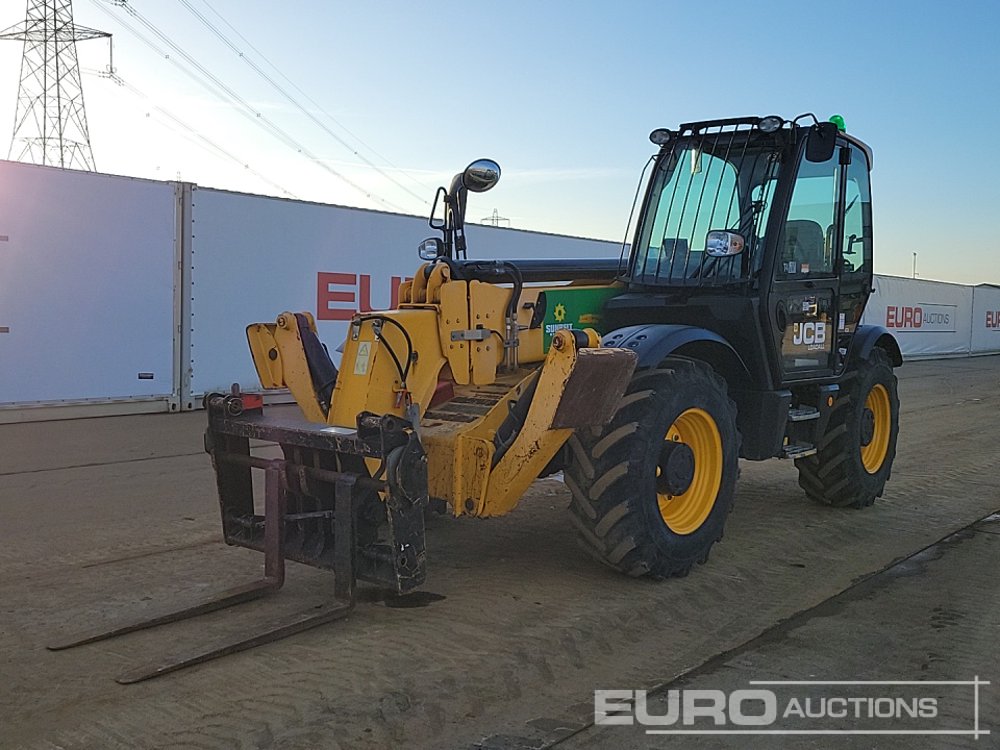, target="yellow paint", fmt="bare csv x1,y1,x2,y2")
242,261,630,519
477,329,580,517
243,312,328,423
409,262,431,303
397,278,413,304
421,370,536,514
246,323,283,388
425,262,450,304
469,280,509,385
436,279,471,385
657,408,722,535
328,309,446,426
454,435,495,516
582,327,601,348
861,383,891,473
